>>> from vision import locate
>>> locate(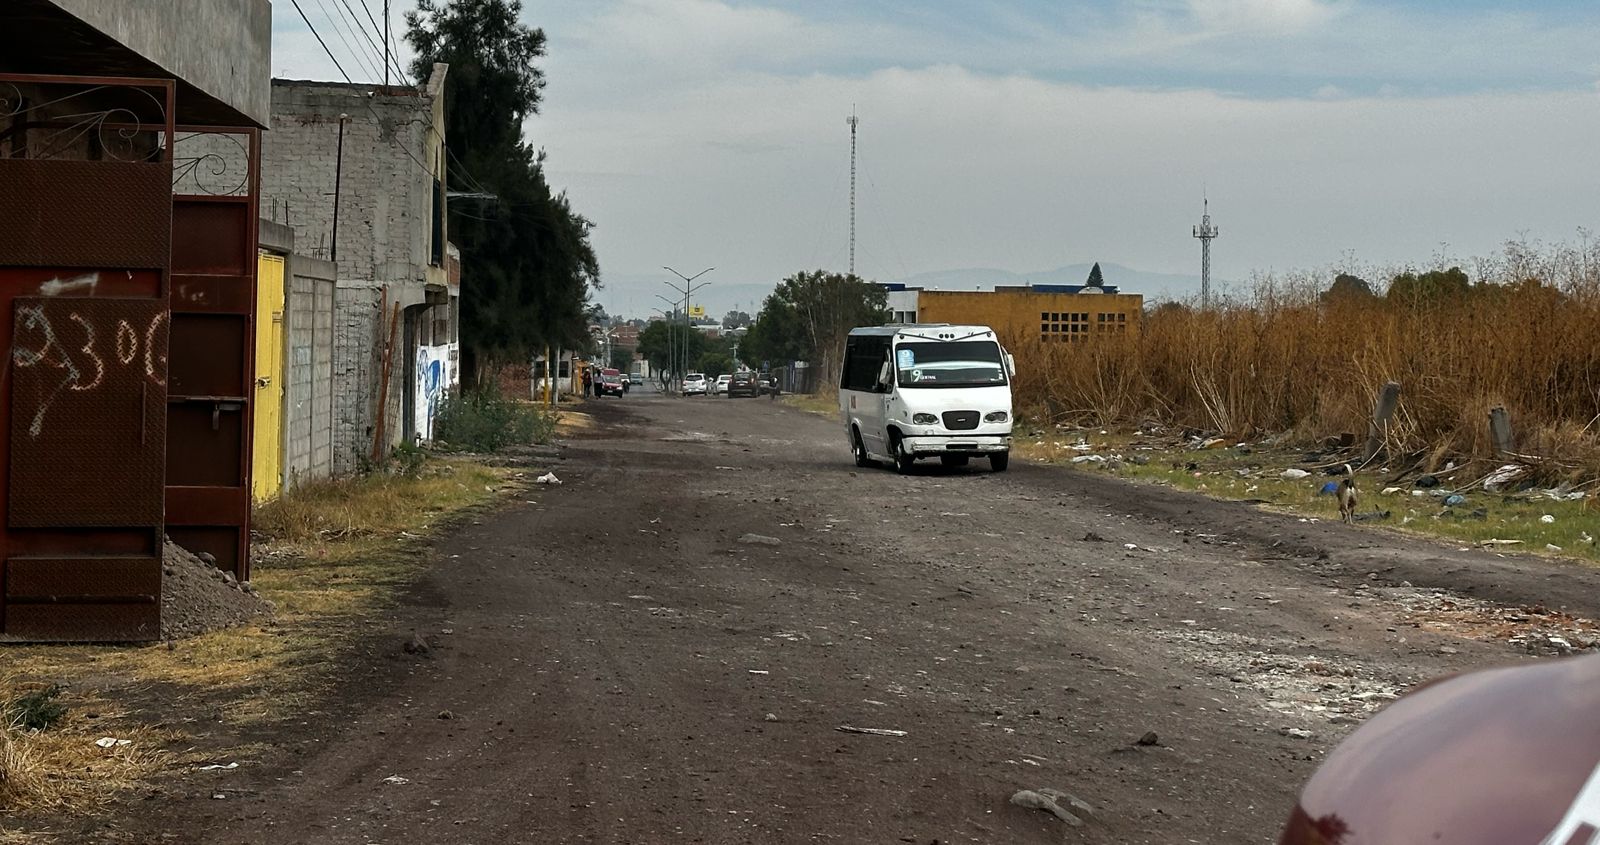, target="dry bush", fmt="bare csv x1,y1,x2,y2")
1012,237,1600,477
